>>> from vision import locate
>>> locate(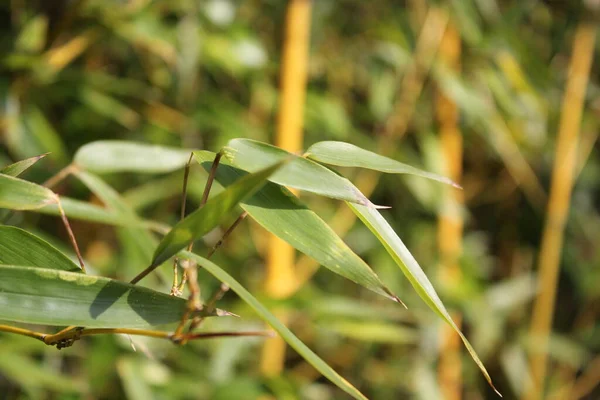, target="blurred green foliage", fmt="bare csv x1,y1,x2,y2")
1,0,599,399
